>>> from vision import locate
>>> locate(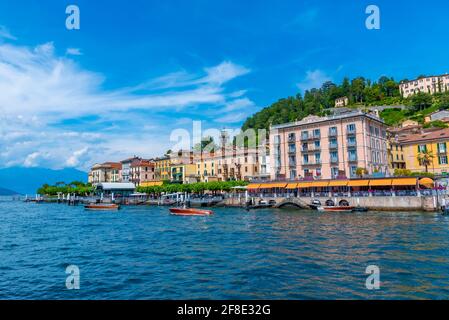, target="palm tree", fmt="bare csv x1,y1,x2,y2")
417,150,435,173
